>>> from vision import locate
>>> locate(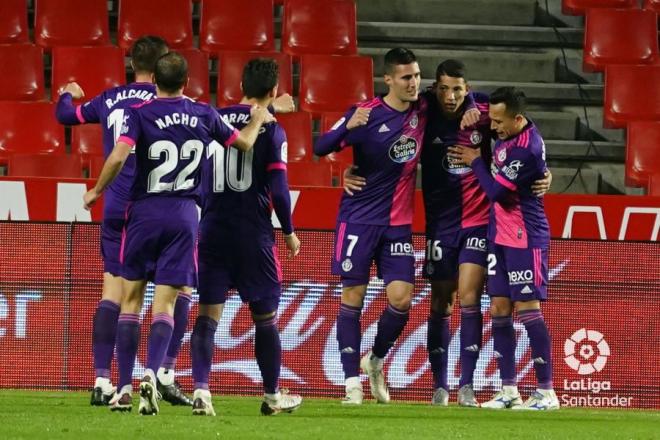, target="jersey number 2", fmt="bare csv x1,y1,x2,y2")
147,140,203,193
